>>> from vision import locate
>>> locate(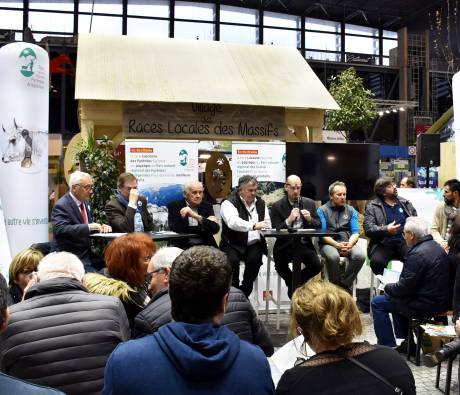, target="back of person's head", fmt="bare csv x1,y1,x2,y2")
374,177,394,199
169,246,232,324
105,233,156,287
8,248,43,288
404,216,429,239
0,274,8,331
38,252,85,282
291,281,362,350
151,247,183,270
